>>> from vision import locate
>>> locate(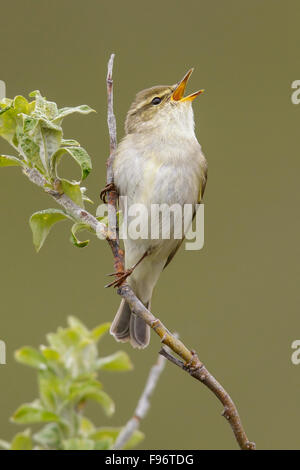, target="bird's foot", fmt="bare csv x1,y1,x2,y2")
100,182,117,203
105,268,133,288
105,250,149,288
